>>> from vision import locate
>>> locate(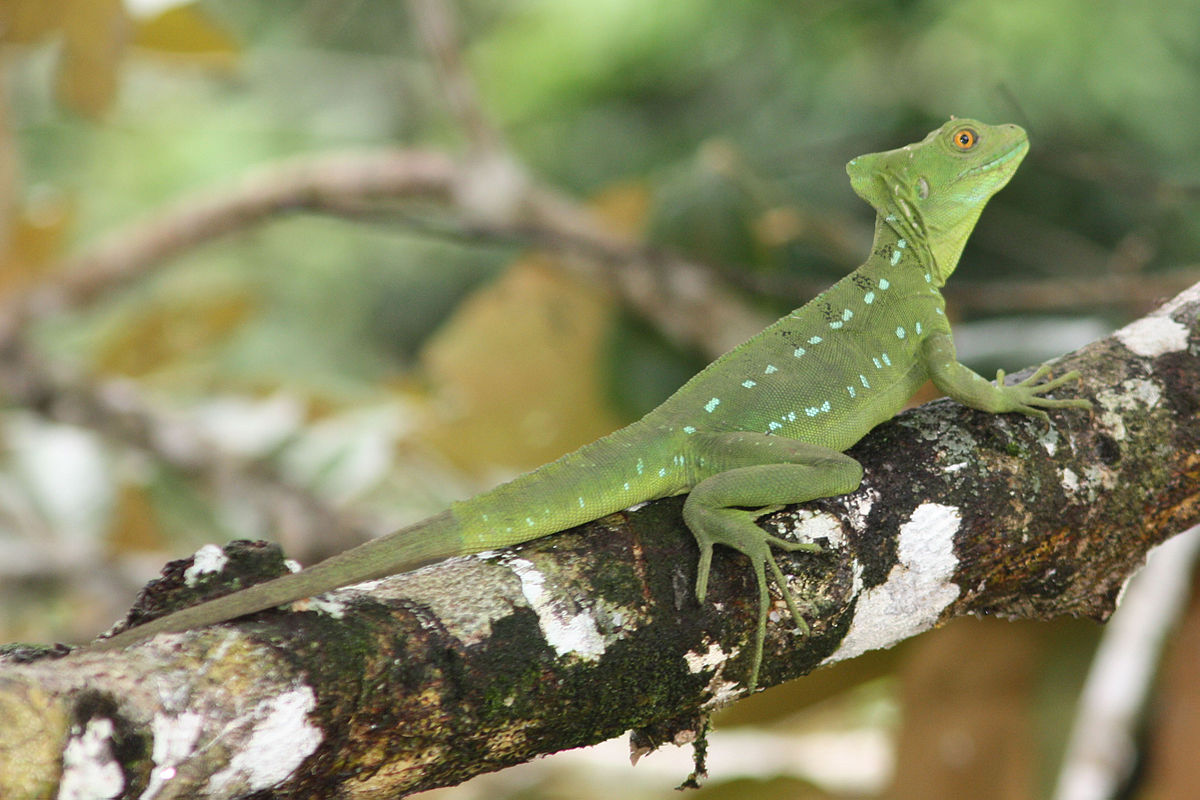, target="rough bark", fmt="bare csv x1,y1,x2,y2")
2,283,1199,800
